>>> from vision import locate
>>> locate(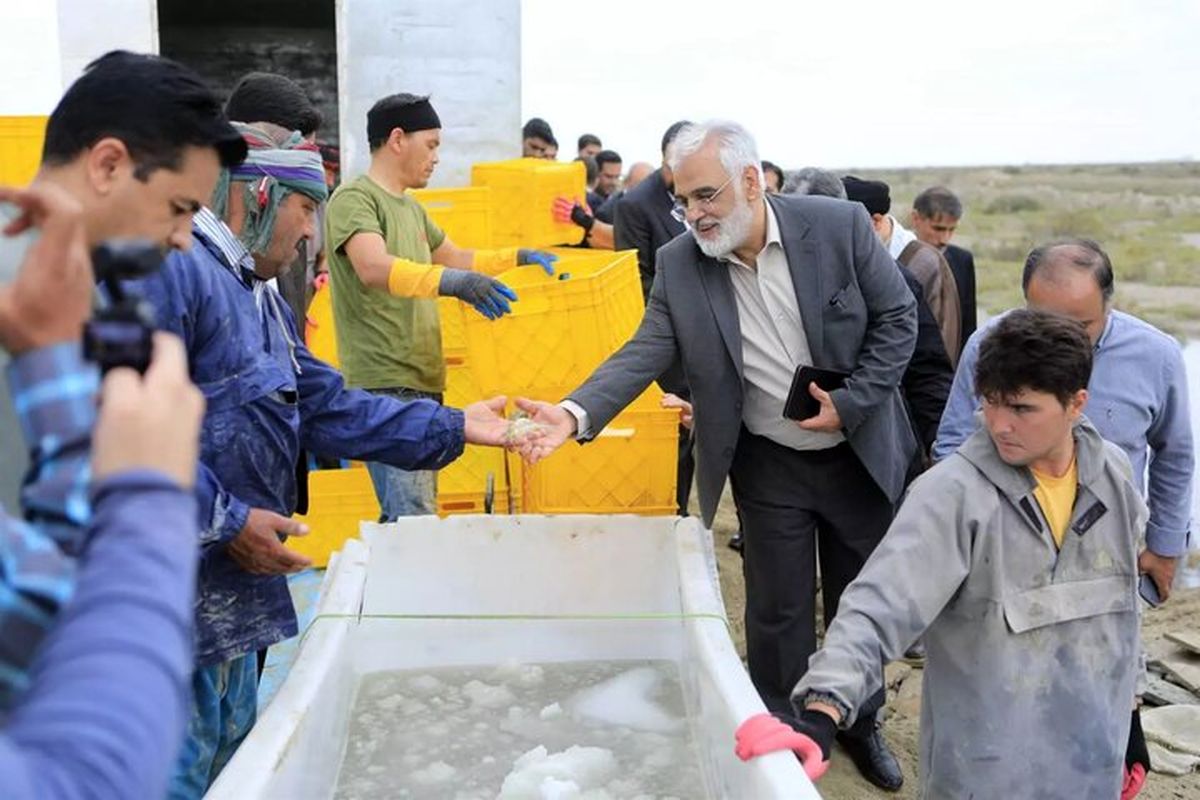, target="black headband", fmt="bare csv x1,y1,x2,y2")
367,98,441,143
